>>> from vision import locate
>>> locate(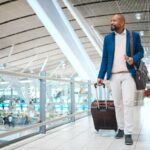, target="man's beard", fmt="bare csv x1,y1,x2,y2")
111,24,116,31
